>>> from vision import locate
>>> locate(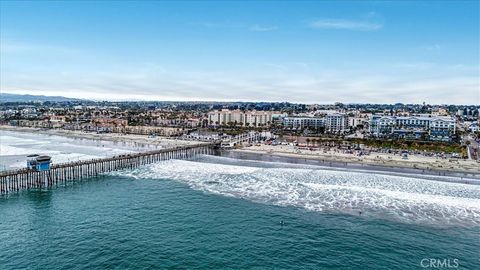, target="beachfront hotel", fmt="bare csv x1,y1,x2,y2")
325,113,349,133
369,115,456,141
207,109,283,127
282,116,325,130
282,113,352,133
